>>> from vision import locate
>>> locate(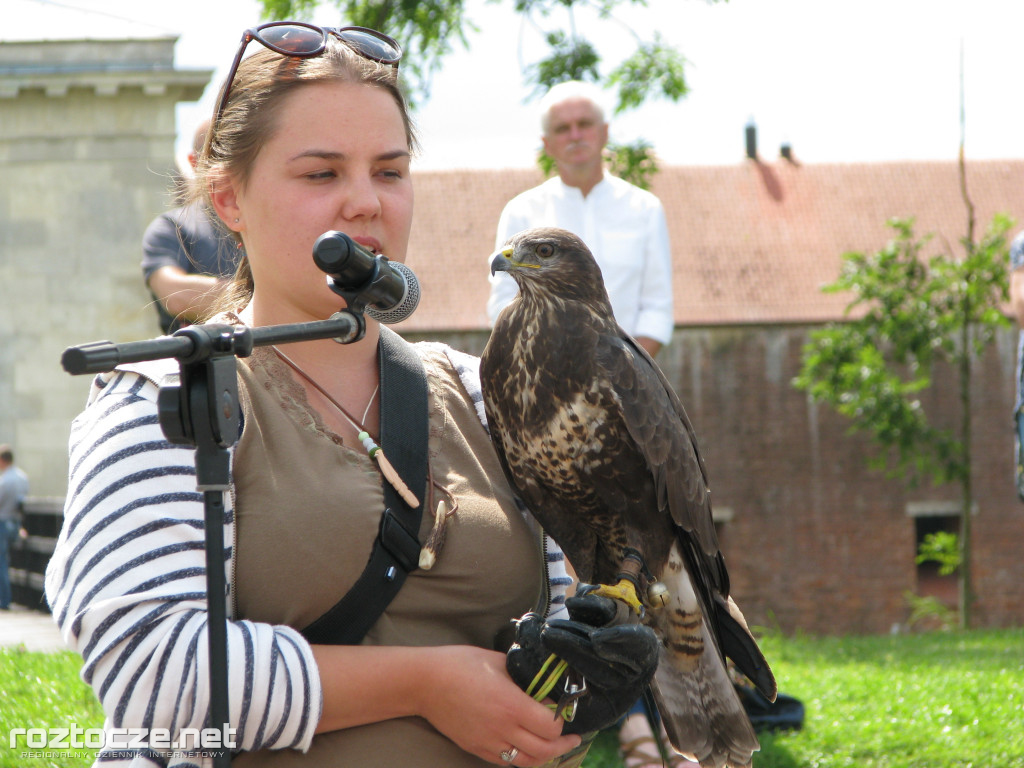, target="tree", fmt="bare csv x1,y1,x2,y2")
260,0,710,187
796,49,1014,630
793,192,1012,630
